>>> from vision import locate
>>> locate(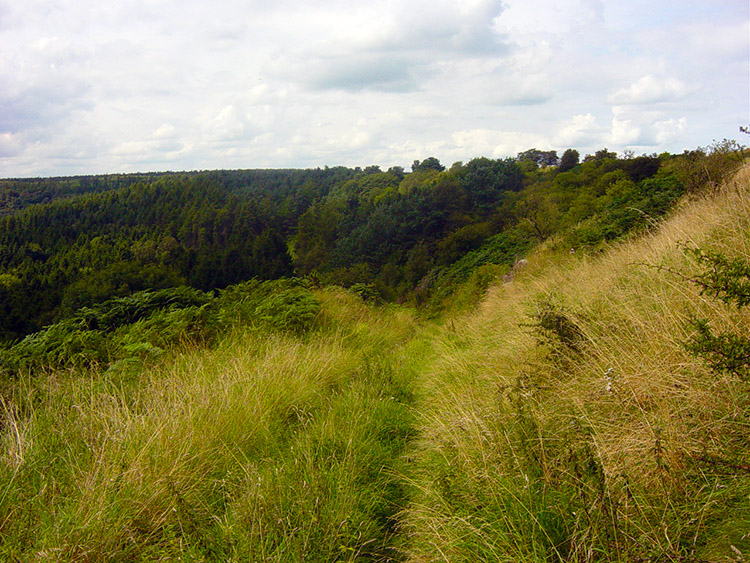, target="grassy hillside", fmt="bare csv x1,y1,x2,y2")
1,166,749,561
3,146,715,343
404,165,750,561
